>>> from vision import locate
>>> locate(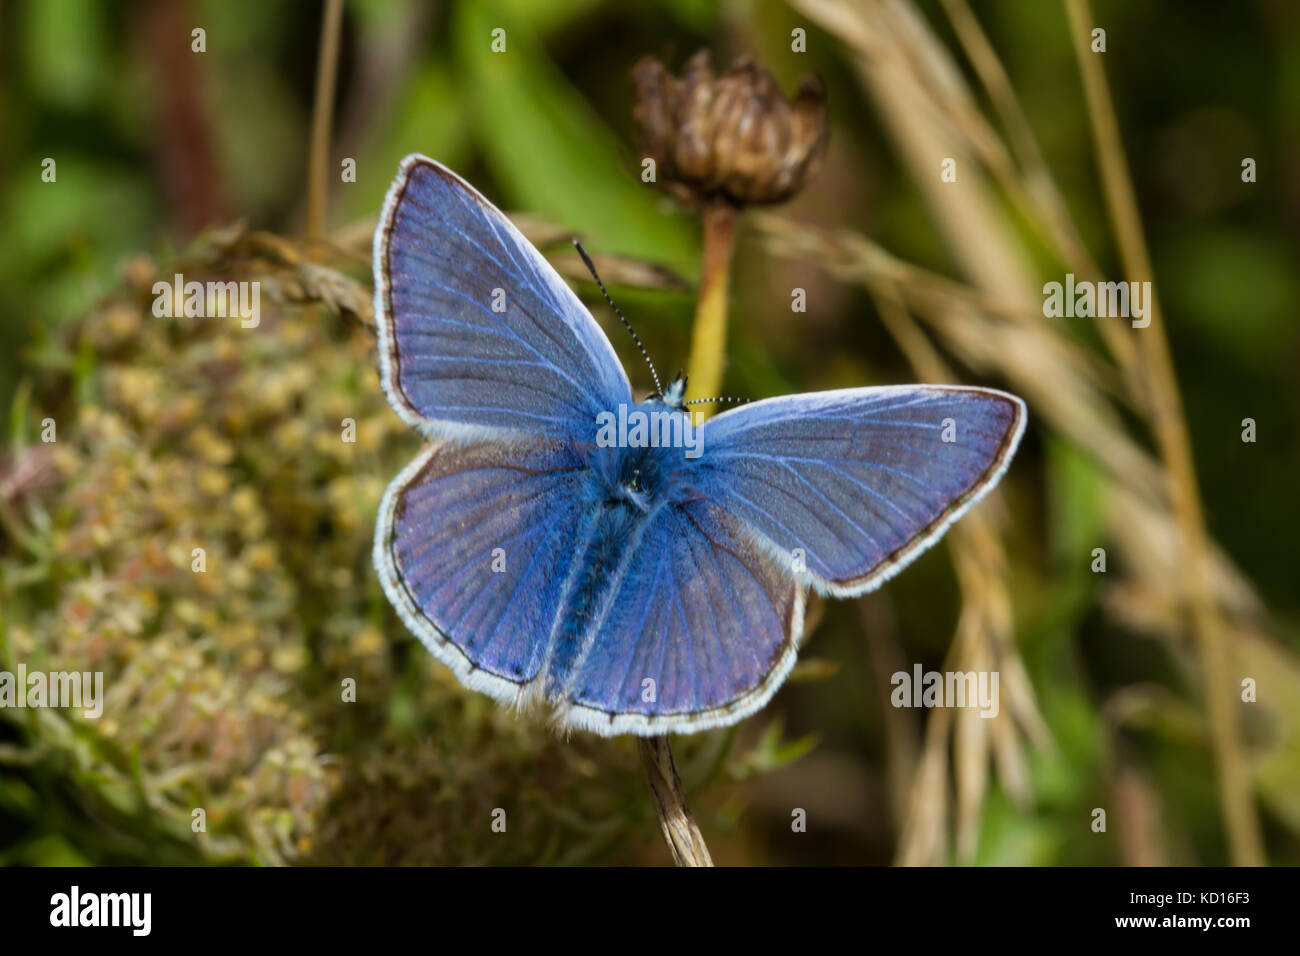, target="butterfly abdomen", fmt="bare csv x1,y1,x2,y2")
541,496,650,702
